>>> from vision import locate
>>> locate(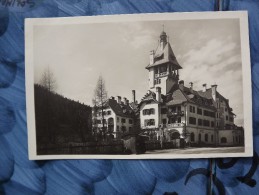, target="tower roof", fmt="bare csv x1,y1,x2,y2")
146,41,182,70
